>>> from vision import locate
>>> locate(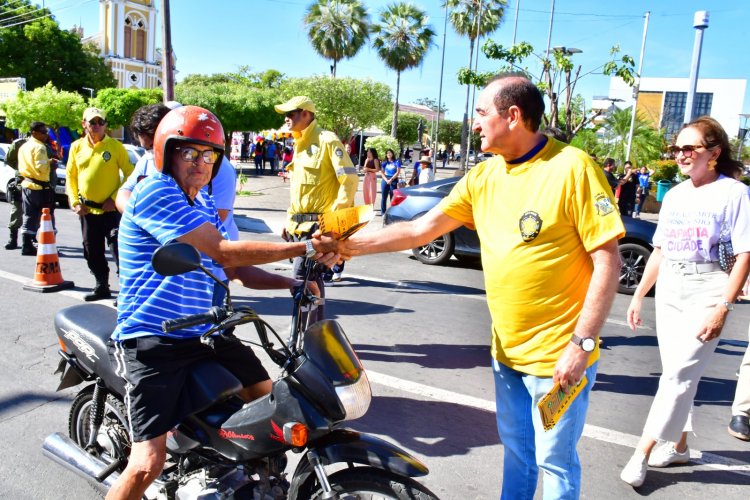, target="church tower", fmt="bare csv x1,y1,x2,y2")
96,0,163,89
